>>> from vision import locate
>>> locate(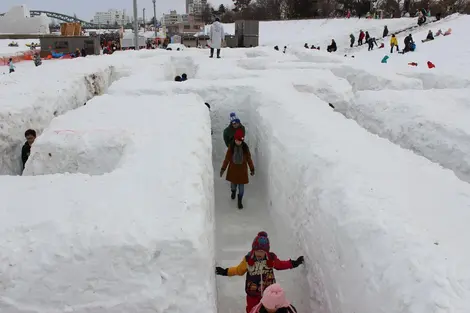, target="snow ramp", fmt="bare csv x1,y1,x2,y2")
0,92,216,312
